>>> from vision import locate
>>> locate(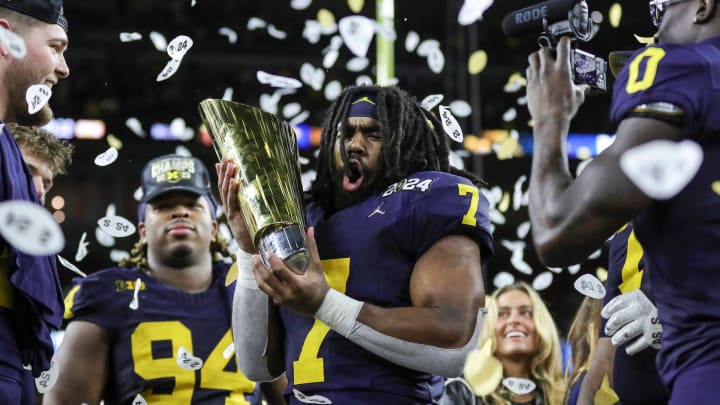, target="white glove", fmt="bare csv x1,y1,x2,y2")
601,289,662,355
